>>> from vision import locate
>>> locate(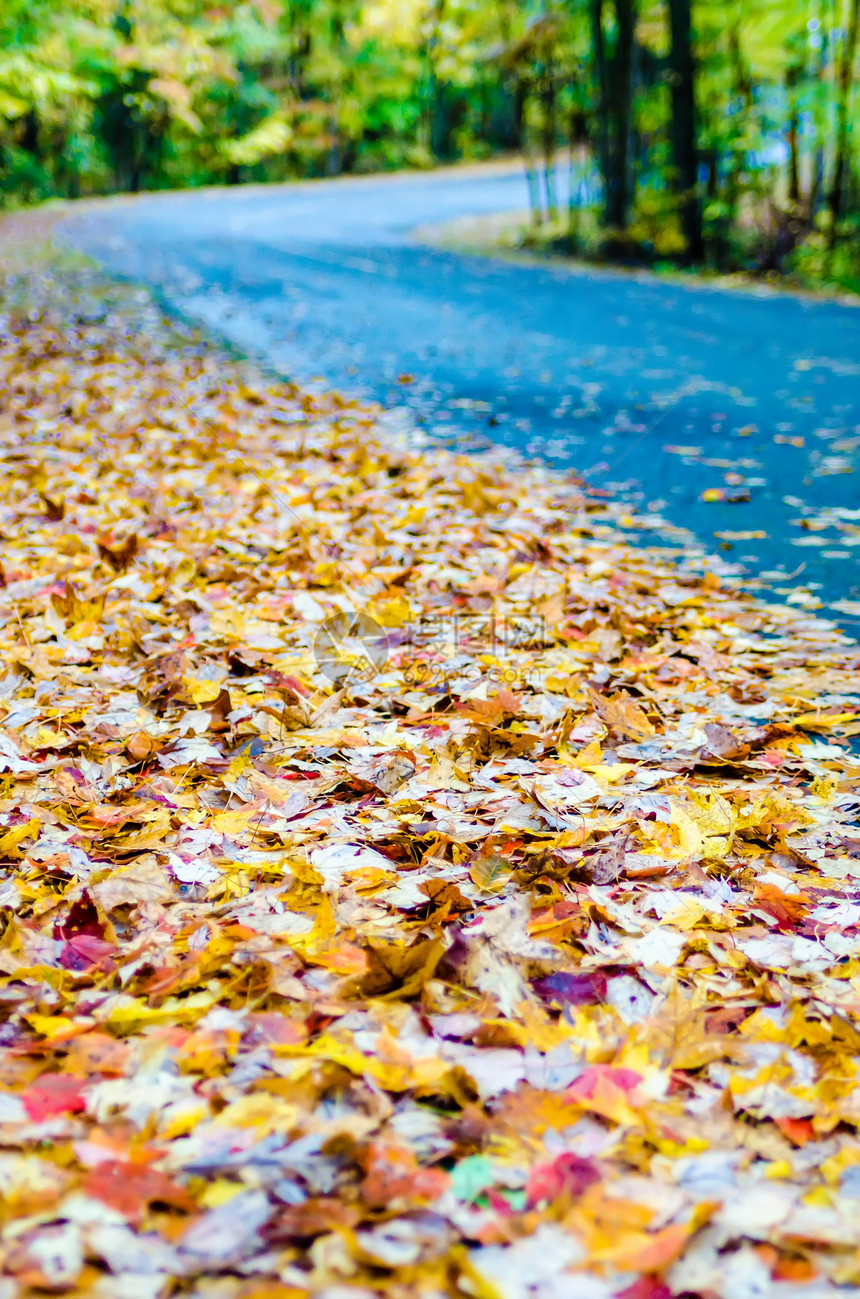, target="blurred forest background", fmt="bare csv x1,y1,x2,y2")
1,0,859,286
